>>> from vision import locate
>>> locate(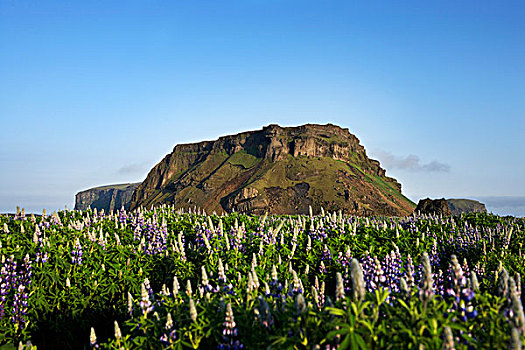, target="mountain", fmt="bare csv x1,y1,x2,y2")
75,183,140,212
129,124,415,216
